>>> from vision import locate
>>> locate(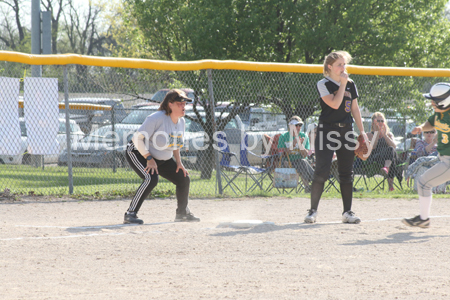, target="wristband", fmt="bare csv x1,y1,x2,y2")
146,155,153,160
